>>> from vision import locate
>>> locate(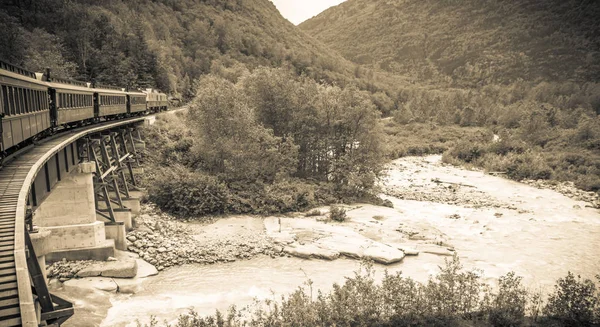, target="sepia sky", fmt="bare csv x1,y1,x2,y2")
270,0,347,25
